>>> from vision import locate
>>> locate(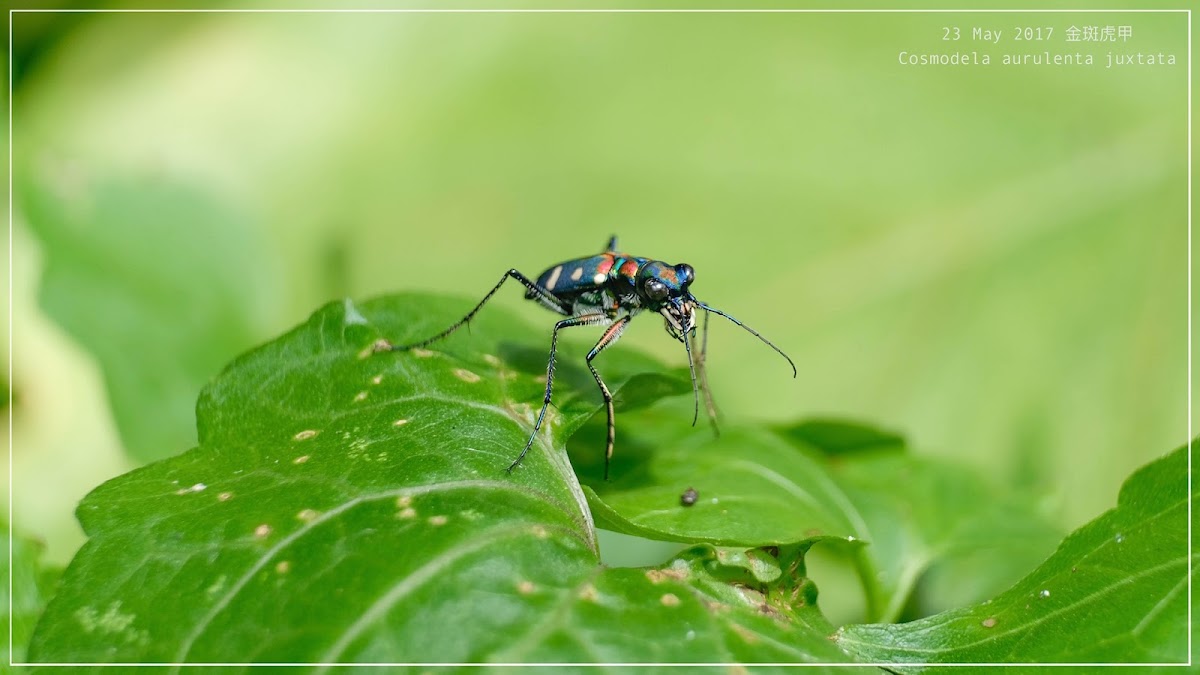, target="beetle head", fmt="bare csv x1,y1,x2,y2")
636,262,697,341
